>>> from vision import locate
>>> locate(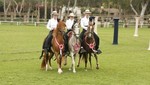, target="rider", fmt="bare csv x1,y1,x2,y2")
80,9,101,54
64,13,76,54
42,11,59,52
